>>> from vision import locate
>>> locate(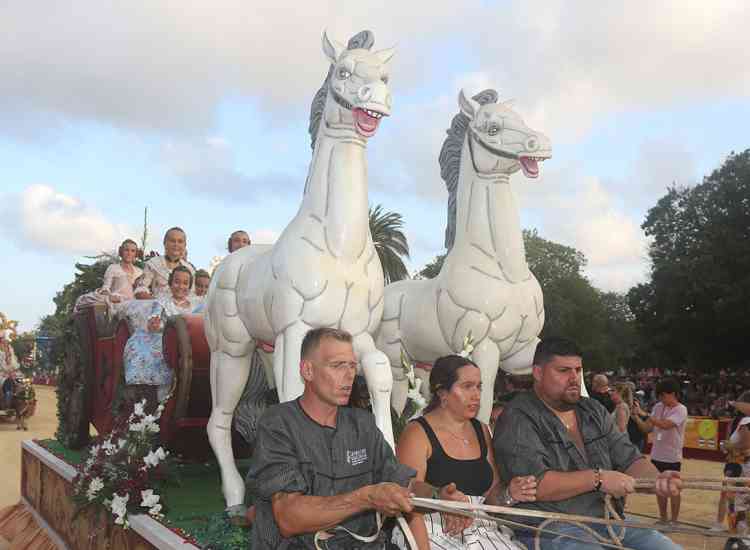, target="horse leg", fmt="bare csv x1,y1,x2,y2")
273,323,308,402
472,340,500,425
207,348,254,511
353,333,395,449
